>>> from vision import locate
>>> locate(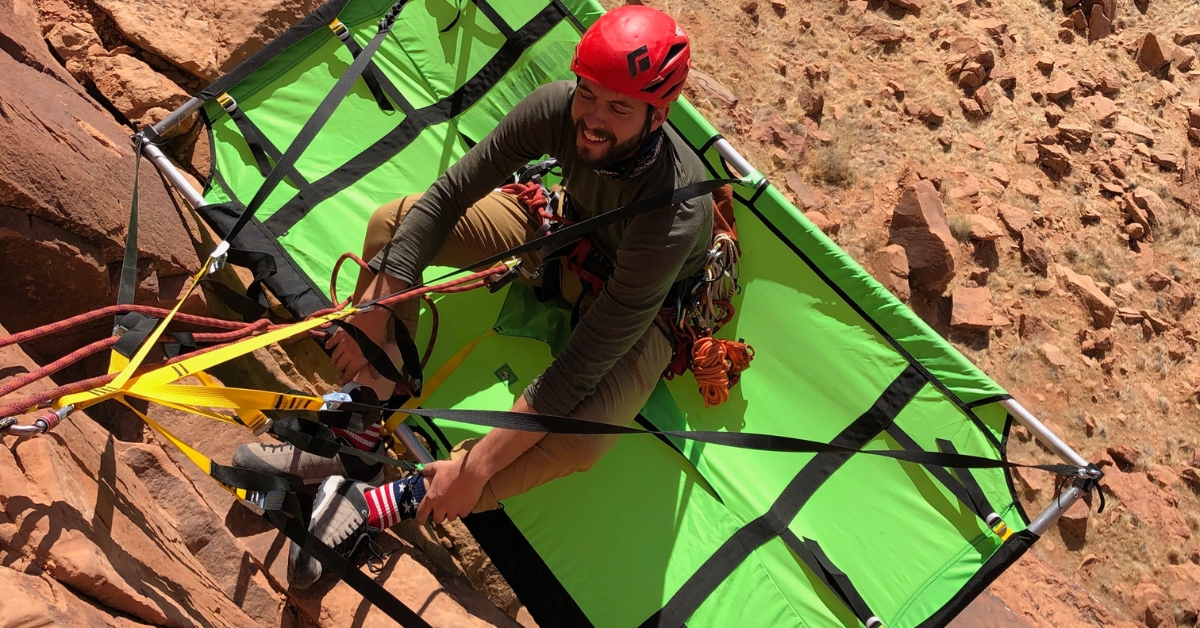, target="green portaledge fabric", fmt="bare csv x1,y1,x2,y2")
184,0,1051,624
